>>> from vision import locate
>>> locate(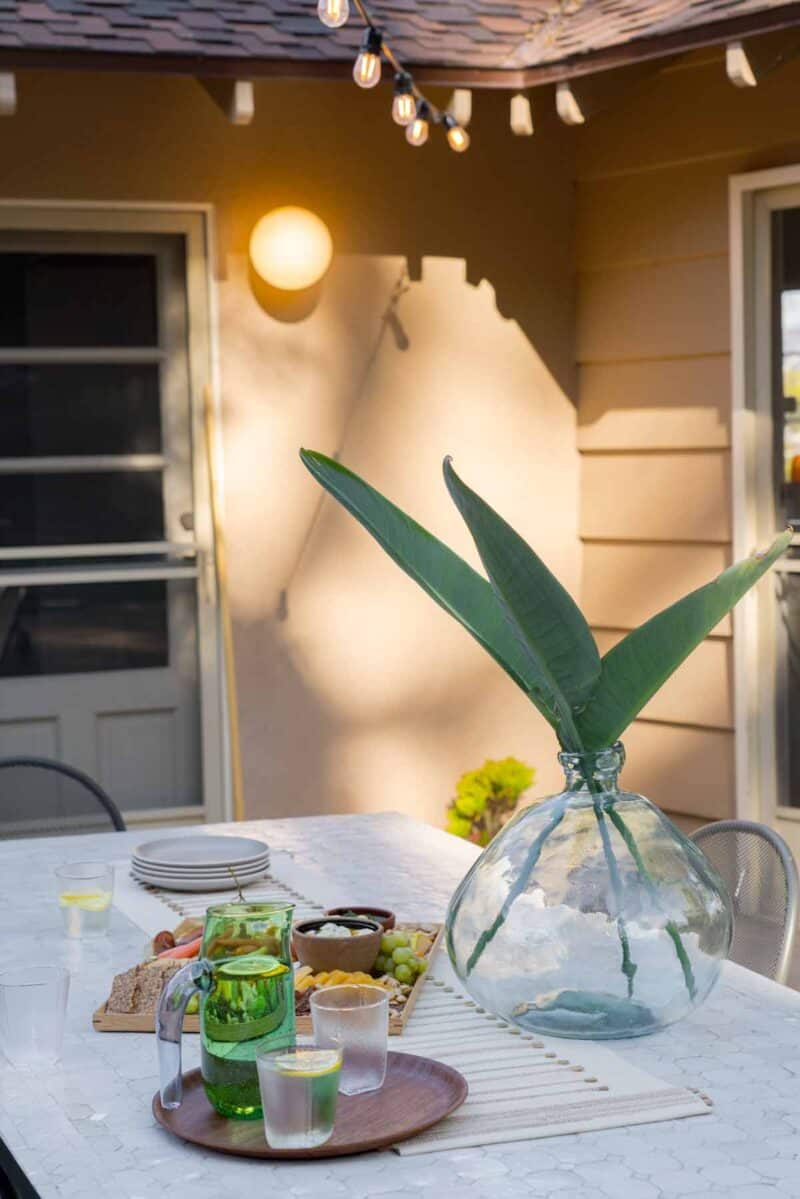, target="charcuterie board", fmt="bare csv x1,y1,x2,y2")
93,922,443,1035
